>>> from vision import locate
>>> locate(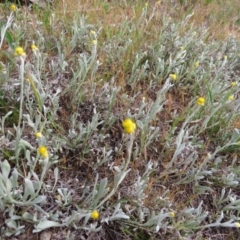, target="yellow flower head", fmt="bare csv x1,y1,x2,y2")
35,132,42,138
237,141,240,146
14,47,26,57
90,30,96,35
31,44,38,52
179,46,184,51
224,55,227,60
145,3,148,7
122,118,136,134
38,146,49,158
157,1,161,5
91,210,99,220
194,61,199,68
92,40,97,45
169,73,177,81
10,4,17,11
193,31,197,36
169,212,175,218
231,82,236,87
235,222,240,228
228,95,234,101
196,97,205,106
